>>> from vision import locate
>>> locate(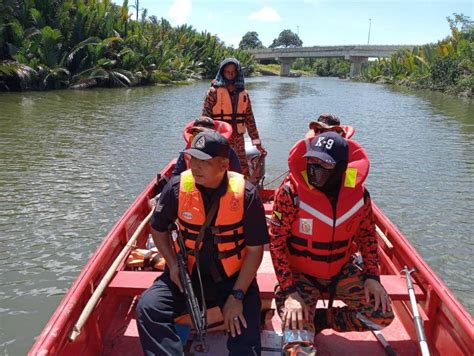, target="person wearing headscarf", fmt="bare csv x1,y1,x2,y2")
202,58,266,178
269,132,394,354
